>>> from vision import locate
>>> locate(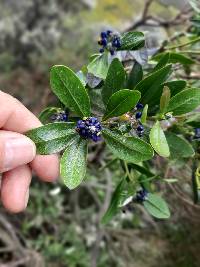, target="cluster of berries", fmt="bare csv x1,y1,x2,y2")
194,128,200,140
98,30,121,55
135,103,144,137
51,111,68,122
121,188,149,213
135,188,149,202
76,117,102,142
